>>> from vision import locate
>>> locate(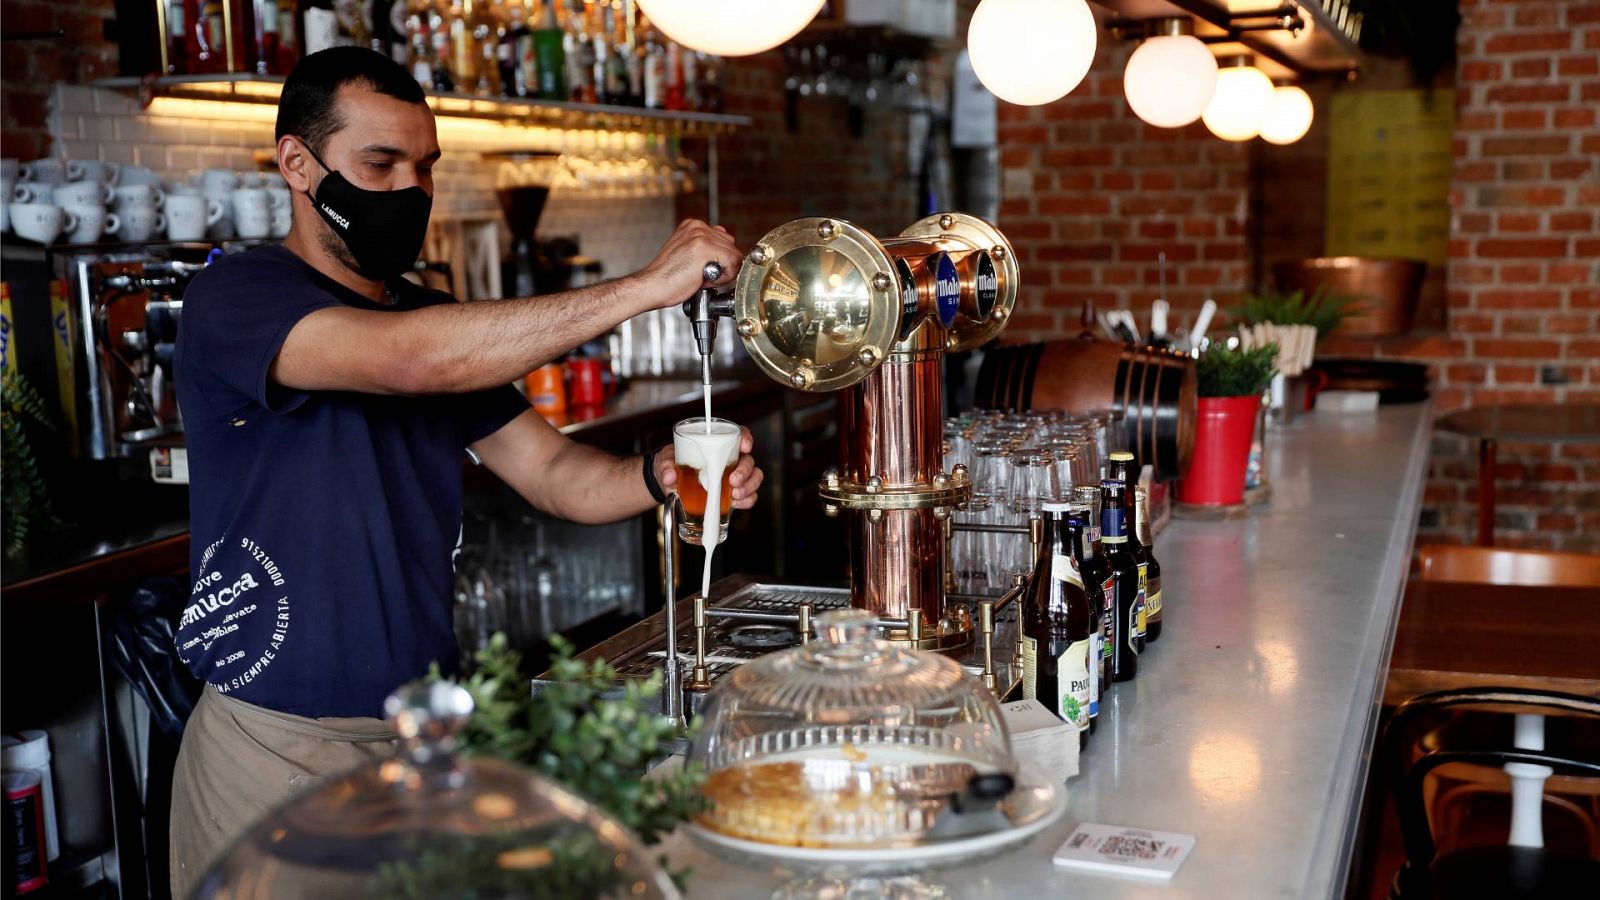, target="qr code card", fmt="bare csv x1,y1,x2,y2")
1052,823,1196,881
